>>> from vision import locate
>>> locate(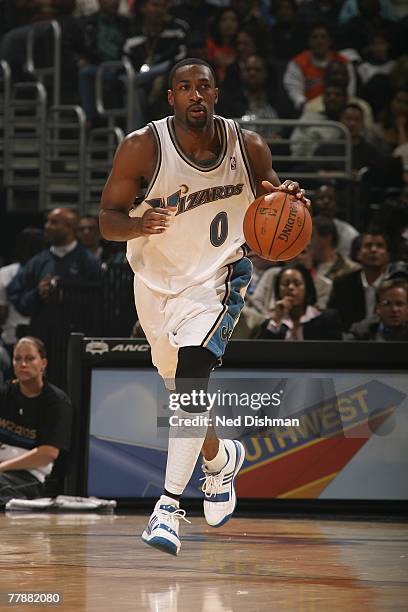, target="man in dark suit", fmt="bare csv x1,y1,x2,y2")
328,228,391,332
